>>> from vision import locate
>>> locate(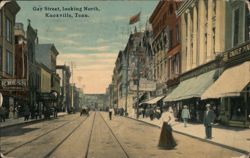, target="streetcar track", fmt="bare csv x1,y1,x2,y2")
4,115,84,155
44,113,92,158
84,112,96,158
98,112,130,158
